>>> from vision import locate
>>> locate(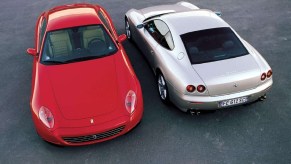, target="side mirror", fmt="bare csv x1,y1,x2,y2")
118,34,127,43
26,48,37,56
214,11,222,17
136,24,144,29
